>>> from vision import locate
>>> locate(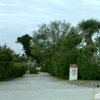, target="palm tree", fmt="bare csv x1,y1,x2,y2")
78,18,100,45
